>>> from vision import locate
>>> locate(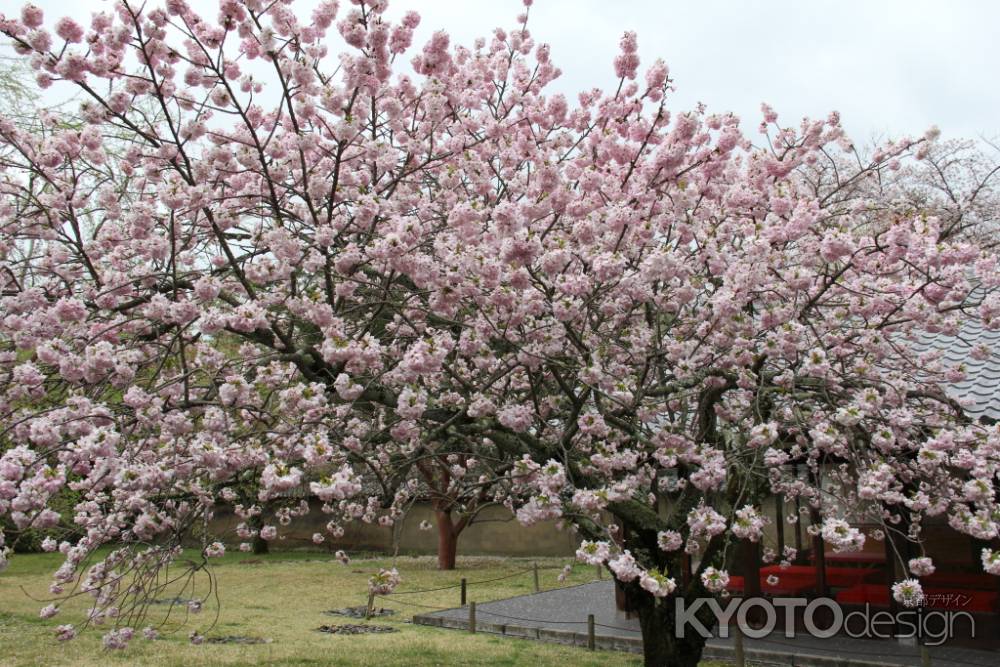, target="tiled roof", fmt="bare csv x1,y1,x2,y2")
912,317,1000,422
